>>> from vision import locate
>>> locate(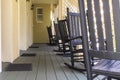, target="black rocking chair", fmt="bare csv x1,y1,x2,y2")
57,19,70,56
53,22,63,52
64,8,85,72
47,26,56,45
79,0,120,80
